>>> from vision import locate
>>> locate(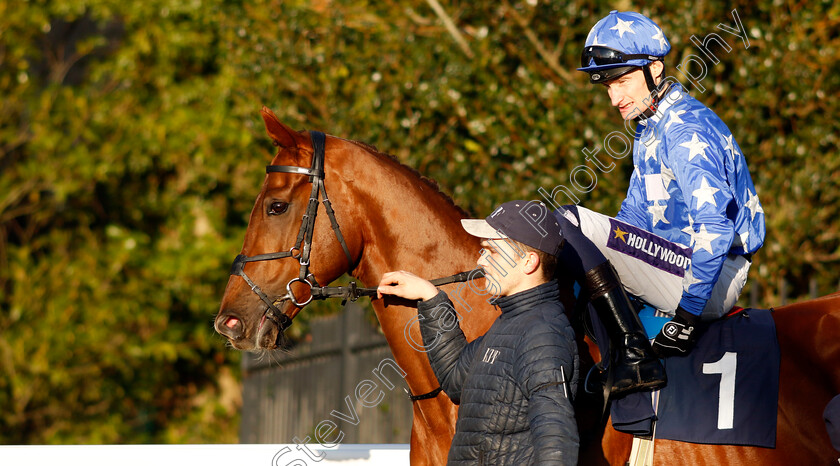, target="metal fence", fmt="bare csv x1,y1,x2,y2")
240,303,414,444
